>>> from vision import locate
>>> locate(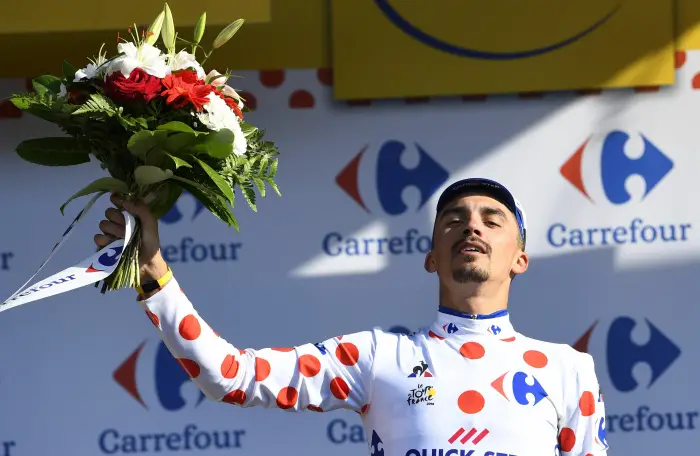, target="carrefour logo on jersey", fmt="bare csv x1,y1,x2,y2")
574,316,699,435
549,130,691,248
99,338,246,454
326,140,449,257
159,192,242,264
